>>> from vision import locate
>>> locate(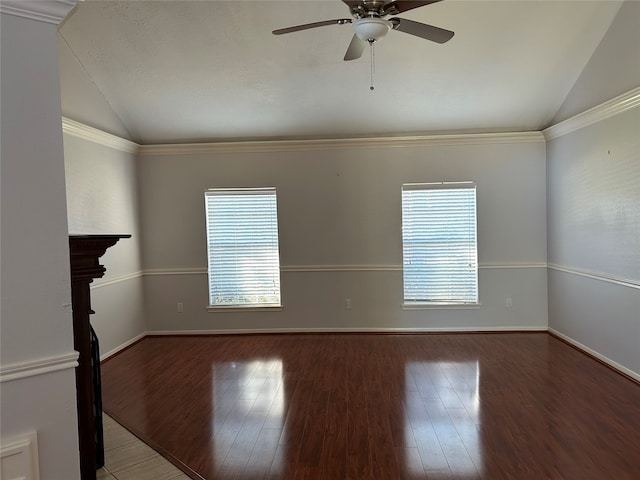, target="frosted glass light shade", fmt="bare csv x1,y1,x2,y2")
353,18,392,41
